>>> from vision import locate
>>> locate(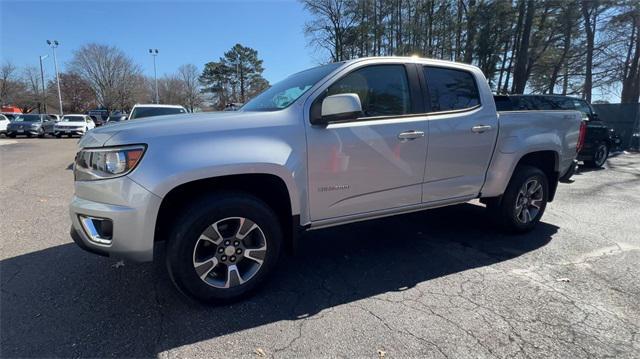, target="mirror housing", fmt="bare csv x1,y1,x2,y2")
312,93,363,125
